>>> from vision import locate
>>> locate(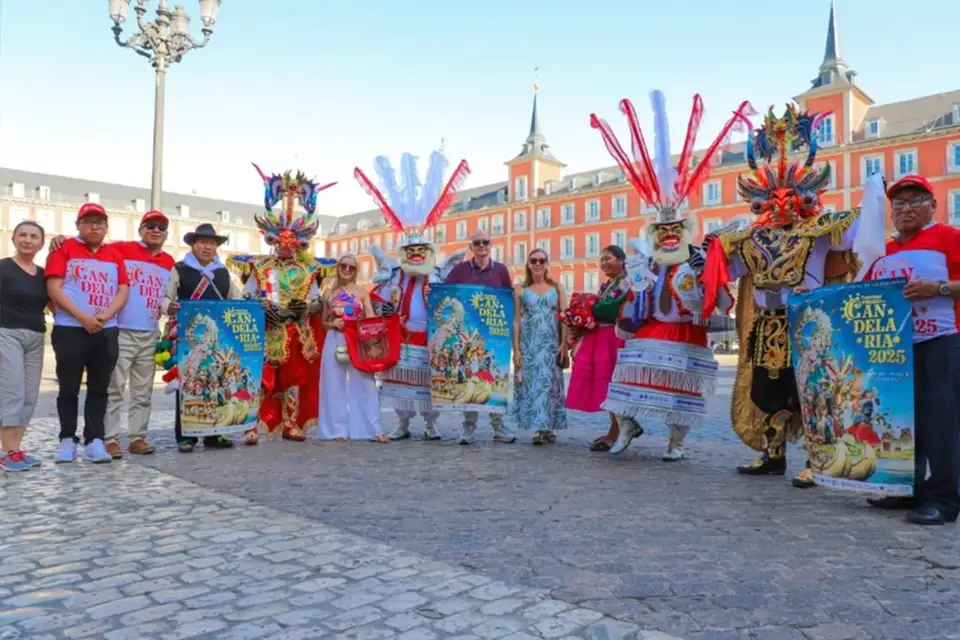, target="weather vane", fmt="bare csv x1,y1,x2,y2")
533,66,540,92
